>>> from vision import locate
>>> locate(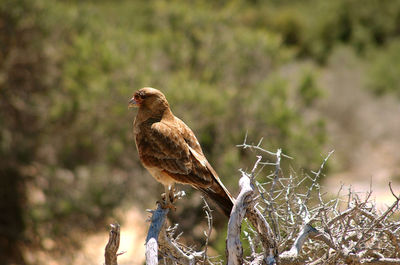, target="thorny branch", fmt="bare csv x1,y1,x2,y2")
107,138,400,264
144,192,216,265
201,197,213,264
